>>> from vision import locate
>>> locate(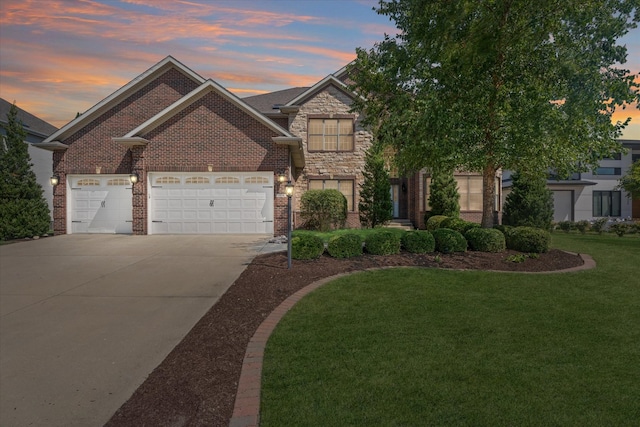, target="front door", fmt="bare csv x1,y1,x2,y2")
391,184,400,218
